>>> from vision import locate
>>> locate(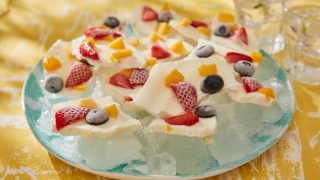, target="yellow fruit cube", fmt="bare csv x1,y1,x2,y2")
229,22,238,32
145,57,157,68
166,125,173,132
86,37,96,46
218,12,235,23
109,37,125,49
150,32,165,43
162,3,170,11
120,68,134,79
198,64,217,77
180,18,192,26
73,84,86,91
130,38,140,47
80,98,98,109
164,69,184,87
104,104,118,119
157,22,171,35
251,51,263,64
112,49,132,59
43,56,62,72
103,35,114,41
170,40,186,54
197,27,211,37
99,25,111,29
257,88,275,101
